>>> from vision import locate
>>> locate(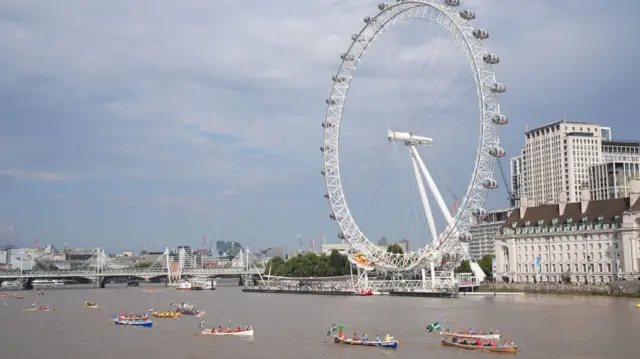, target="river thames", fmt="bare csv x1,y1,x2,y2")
1,283,638,359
